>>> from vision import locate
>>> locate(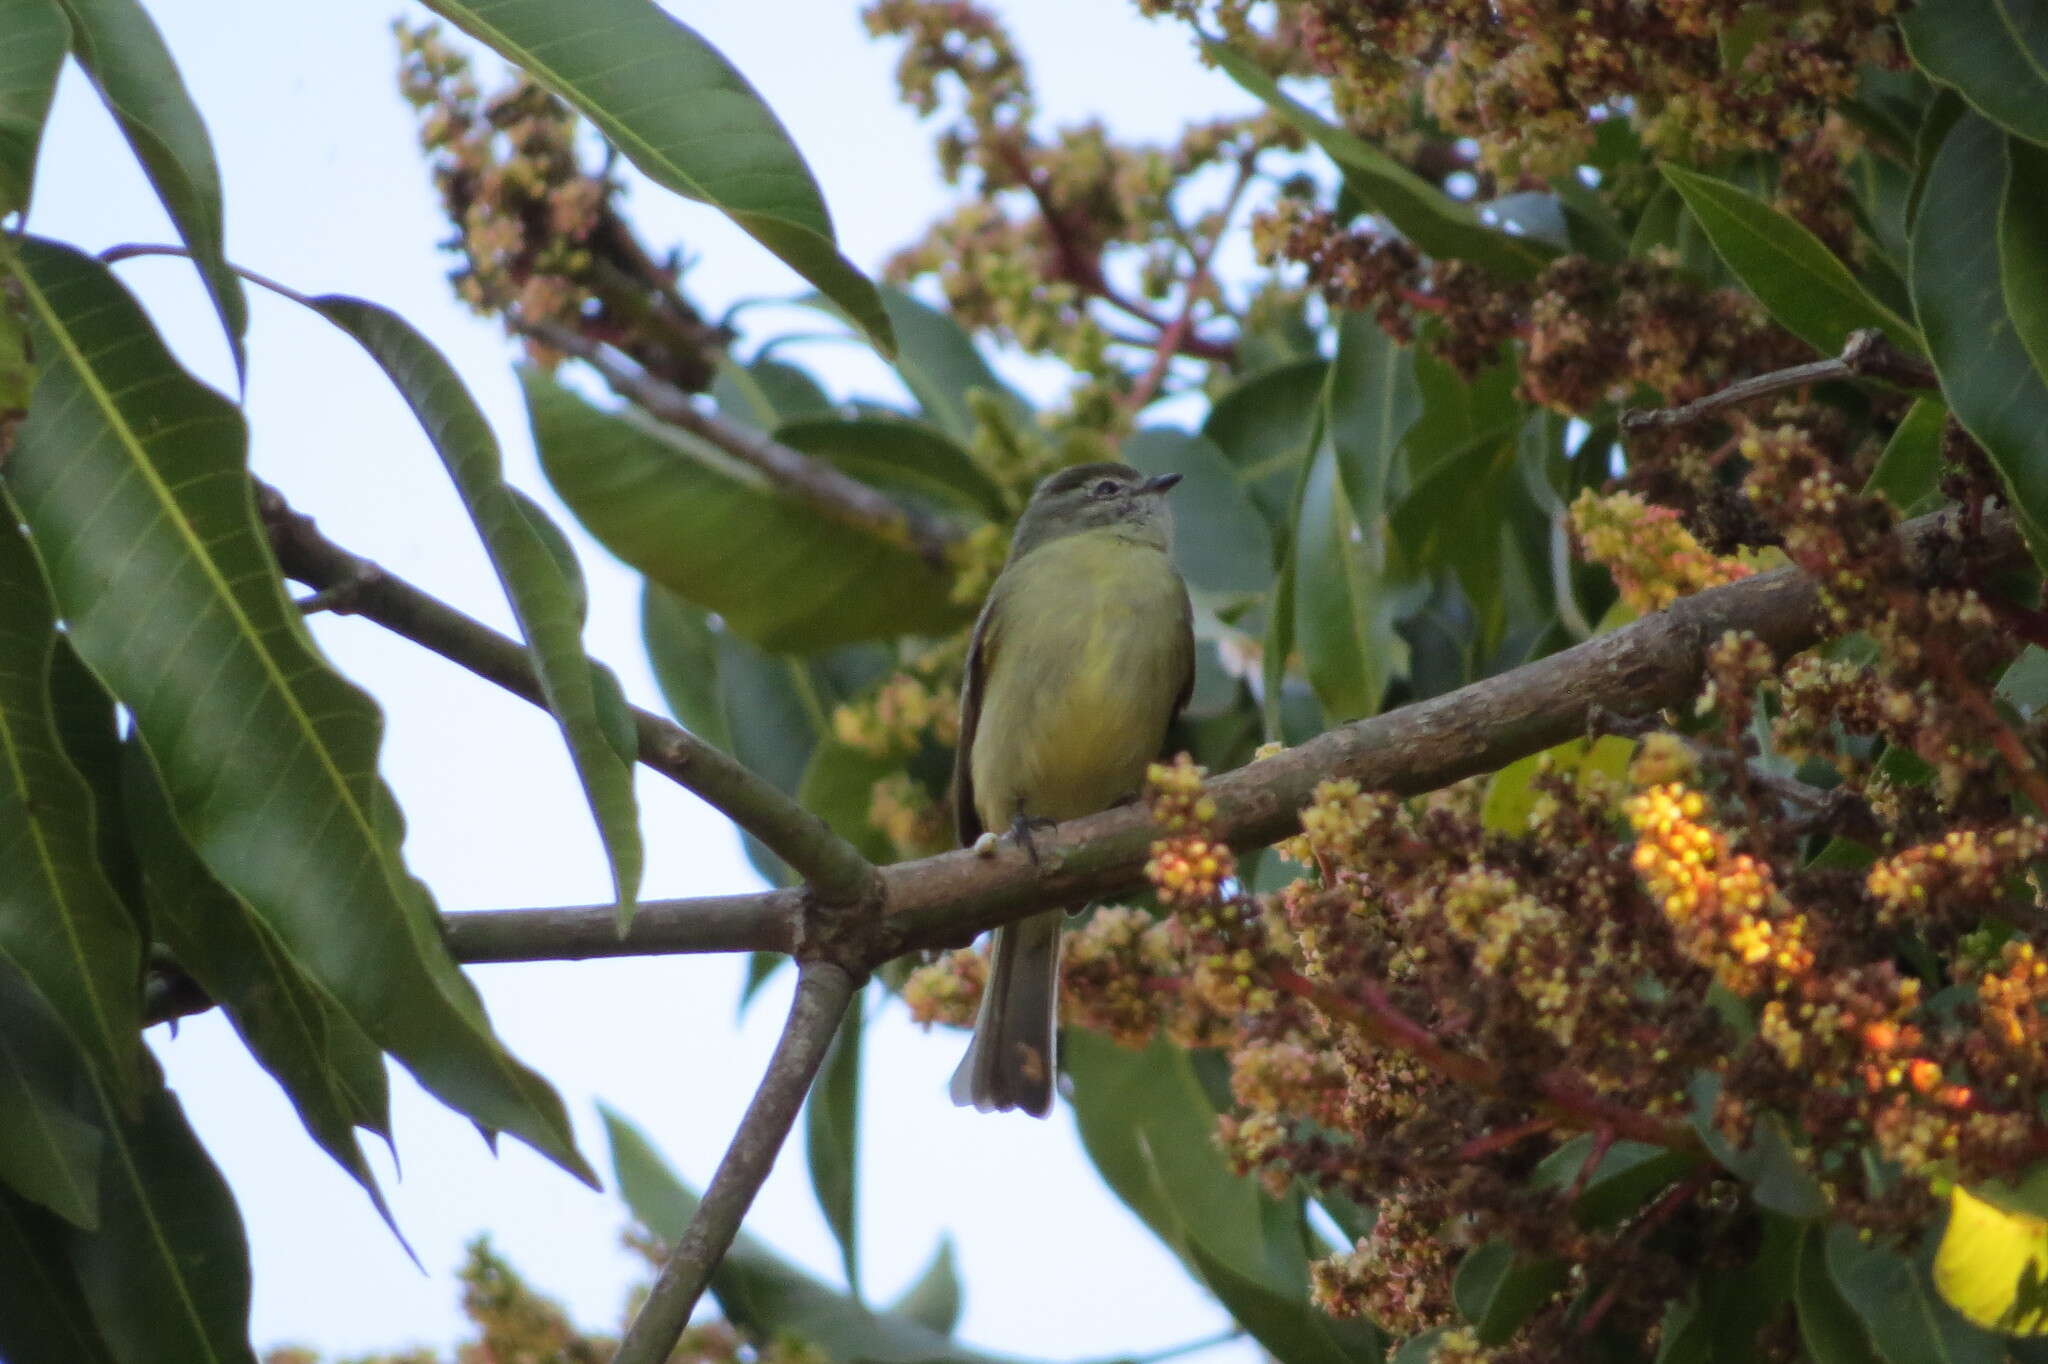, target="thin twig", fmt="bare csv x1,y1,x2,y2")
1126,153,1256,413
613,960,857,1364
254,483,881,909
1619,328,1937,432
525,321,961,565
